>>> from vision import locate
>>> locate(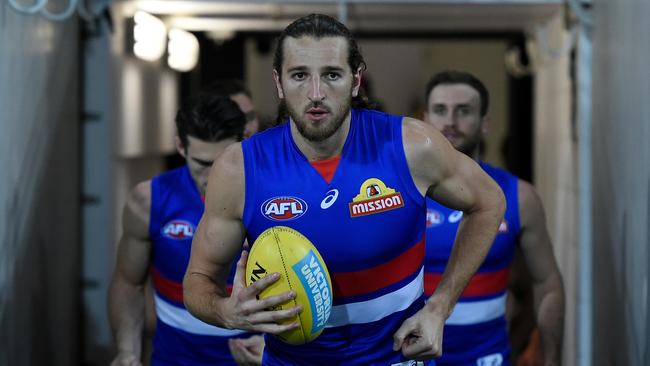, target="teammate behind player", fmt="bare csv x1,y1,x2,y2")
423,70,564,366
108,92,262,366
